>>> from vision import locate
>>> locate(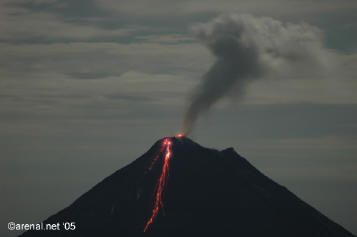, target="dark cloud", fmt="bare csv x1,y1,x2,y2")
67,71,114,80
